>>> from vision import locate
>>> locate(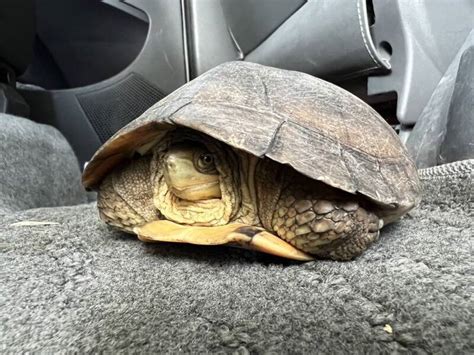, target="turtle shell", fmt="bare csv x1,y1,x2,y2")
82,61,421,212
